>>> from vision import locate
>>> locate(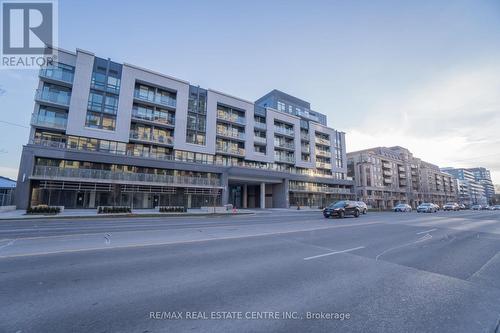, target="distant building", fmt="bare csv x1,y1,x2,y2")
347,146,457,209
0,176,16,206
441,167,490,205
